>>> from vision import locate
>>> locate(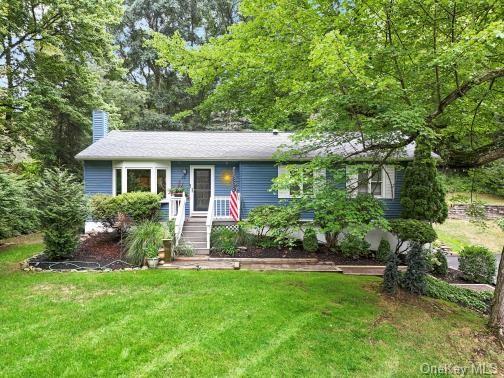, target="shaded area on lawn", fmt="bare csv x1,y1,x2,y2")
0,242,503,376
